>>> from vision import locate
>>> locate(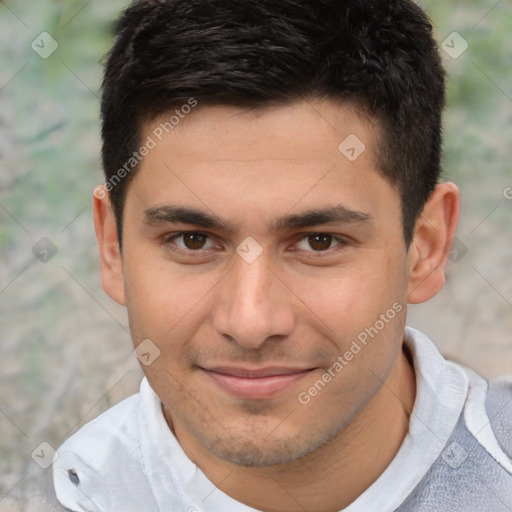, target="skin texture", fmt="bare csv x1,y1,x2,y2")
93,100,459,511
